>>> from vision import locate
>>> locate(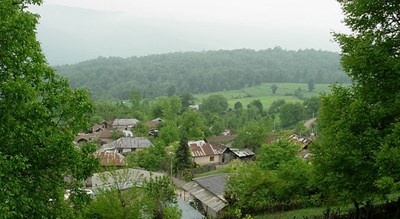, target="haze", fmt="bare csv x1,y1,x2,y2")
30,0,348,65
